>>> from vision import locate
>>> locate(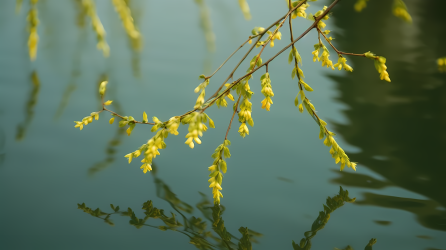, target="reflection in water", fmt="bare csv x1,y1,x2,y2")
356,193,446,231
330,170,392,189
0,129,5,166
373,220,391,226
292,187,365,250
194,0,215,52
54,7,88,120
80,162,263,249
329,0,446,231
80,164,374,249
16,71,40,141
127,0,143,78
